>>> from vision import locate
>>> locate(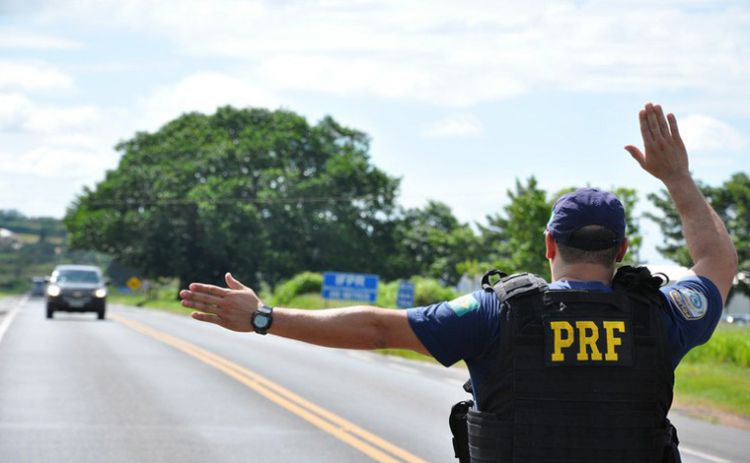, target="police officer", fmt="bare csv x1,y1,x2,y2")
180,103,737,462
